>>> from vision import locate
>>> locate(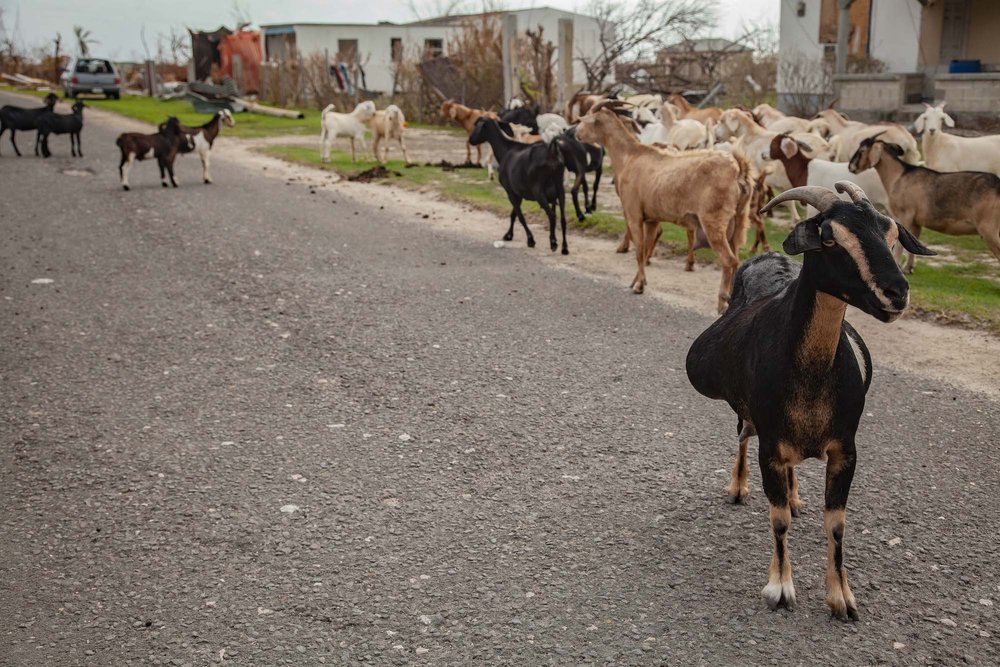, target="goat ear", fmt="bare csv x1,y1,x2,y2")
943,112,955,128
783,219,823,255
913,114,925,134
895,221,936,256
780,136,798,159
